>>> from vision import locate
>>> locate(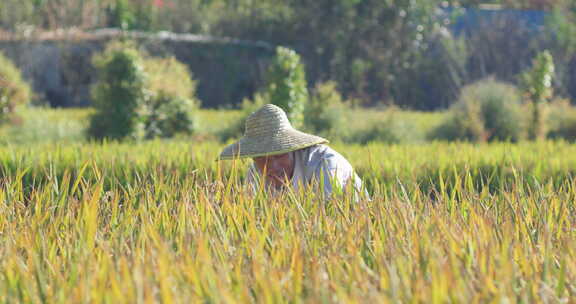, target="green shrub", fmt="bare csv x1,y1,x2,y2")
105,0,156,31
549,115,576,141
89,41,197,141
304,81,347,138
88,43,148,140
355,123,401,144
142,56,198,139
0,107,88,144
144,56,197,101
393,35,469,110
520,50,555,140
106,0,135,30
0,51,32,124
142,93,195,139
351,107,418,144
265,46,308,128
548,98,576,141
431,79,525,142
429,101,486,142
